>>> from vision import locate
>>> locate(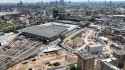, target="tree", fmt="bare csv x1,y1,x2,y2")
0,21,16,33
69,64,80,70
52,7,59,19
